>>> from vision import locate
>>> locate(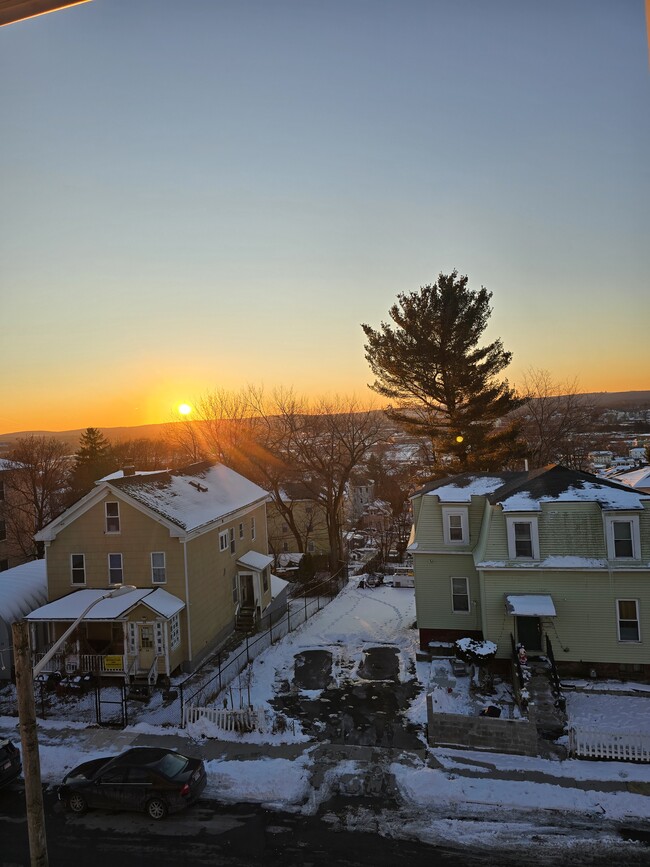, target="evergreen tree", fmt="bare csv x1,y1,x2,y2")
69,427,115,500
362,270,525,472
